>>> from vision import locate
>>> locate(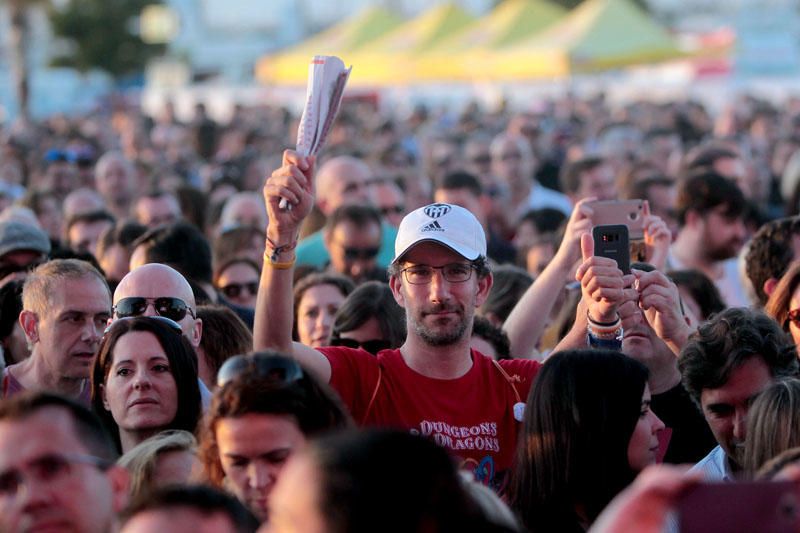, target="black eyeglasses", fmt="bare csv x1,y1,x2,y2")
104,315,183,337
330,336,391,355
217,353,304,388
400,263,476,285
220,281,259,299
343,246,380,260
0,452,111,498
113,297,195,322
